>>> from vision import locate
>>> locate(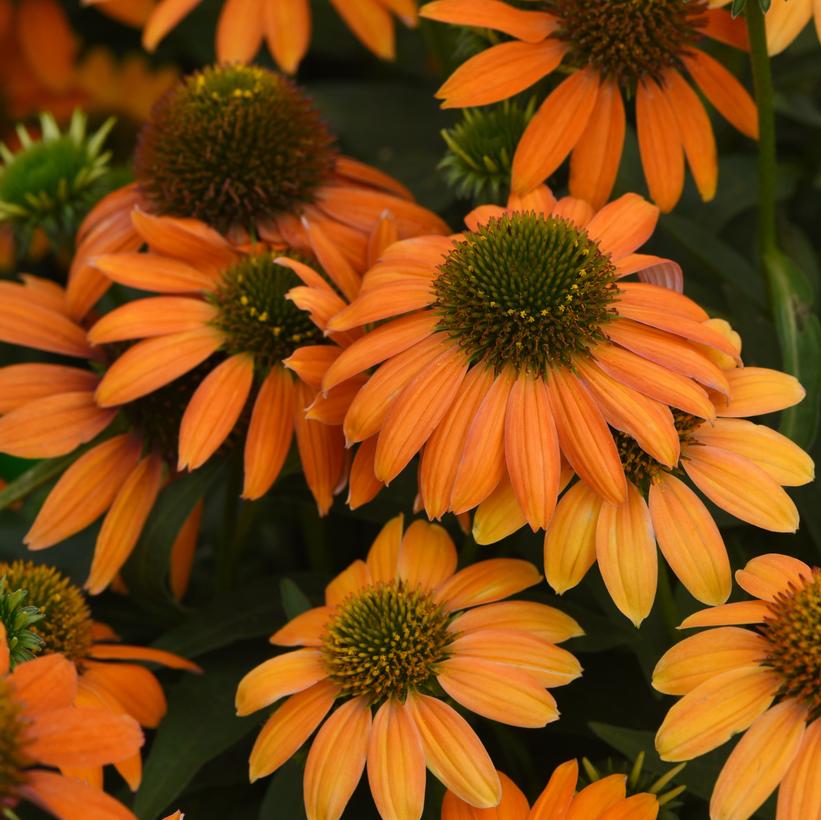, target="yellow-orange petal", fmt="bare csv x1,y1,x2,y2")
25,434,142,550
616,281,708,321
441,770,529,820
529,759,578,820
595,483,658,627
679,600,773,629
304,696,371,820
397,520,457,591
682,445,799,532
585,193,659,260
325,559,370,607
367,699,426,820
178,354,254,471
547,367,626,504
566,775,627,820
235,649,327,716
512,67,599,194
735,553,813,603
652,626,768,696
19,770,135,820
92,252,218,293
717,367,806,417
450,601,583,645
364,514,404,583
263,0,310,74
284,346,340,389
347,439,383,510
88,297,216,344
655,665,781,761
86,454,164,595
544,481,602,595
711,700,808,820
215,0,263,63
78,661,165,728
472,477,528,546
407,693,500,808
435,558,541,611
270,606,331,647
86,644,199,671
249,680,338,782
143,0,202,51
765,0,814,55
777,716,821,820
242,367,295,500
648,473,731,606
0,364,98,413
96,327,225,407
438,657,558,728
